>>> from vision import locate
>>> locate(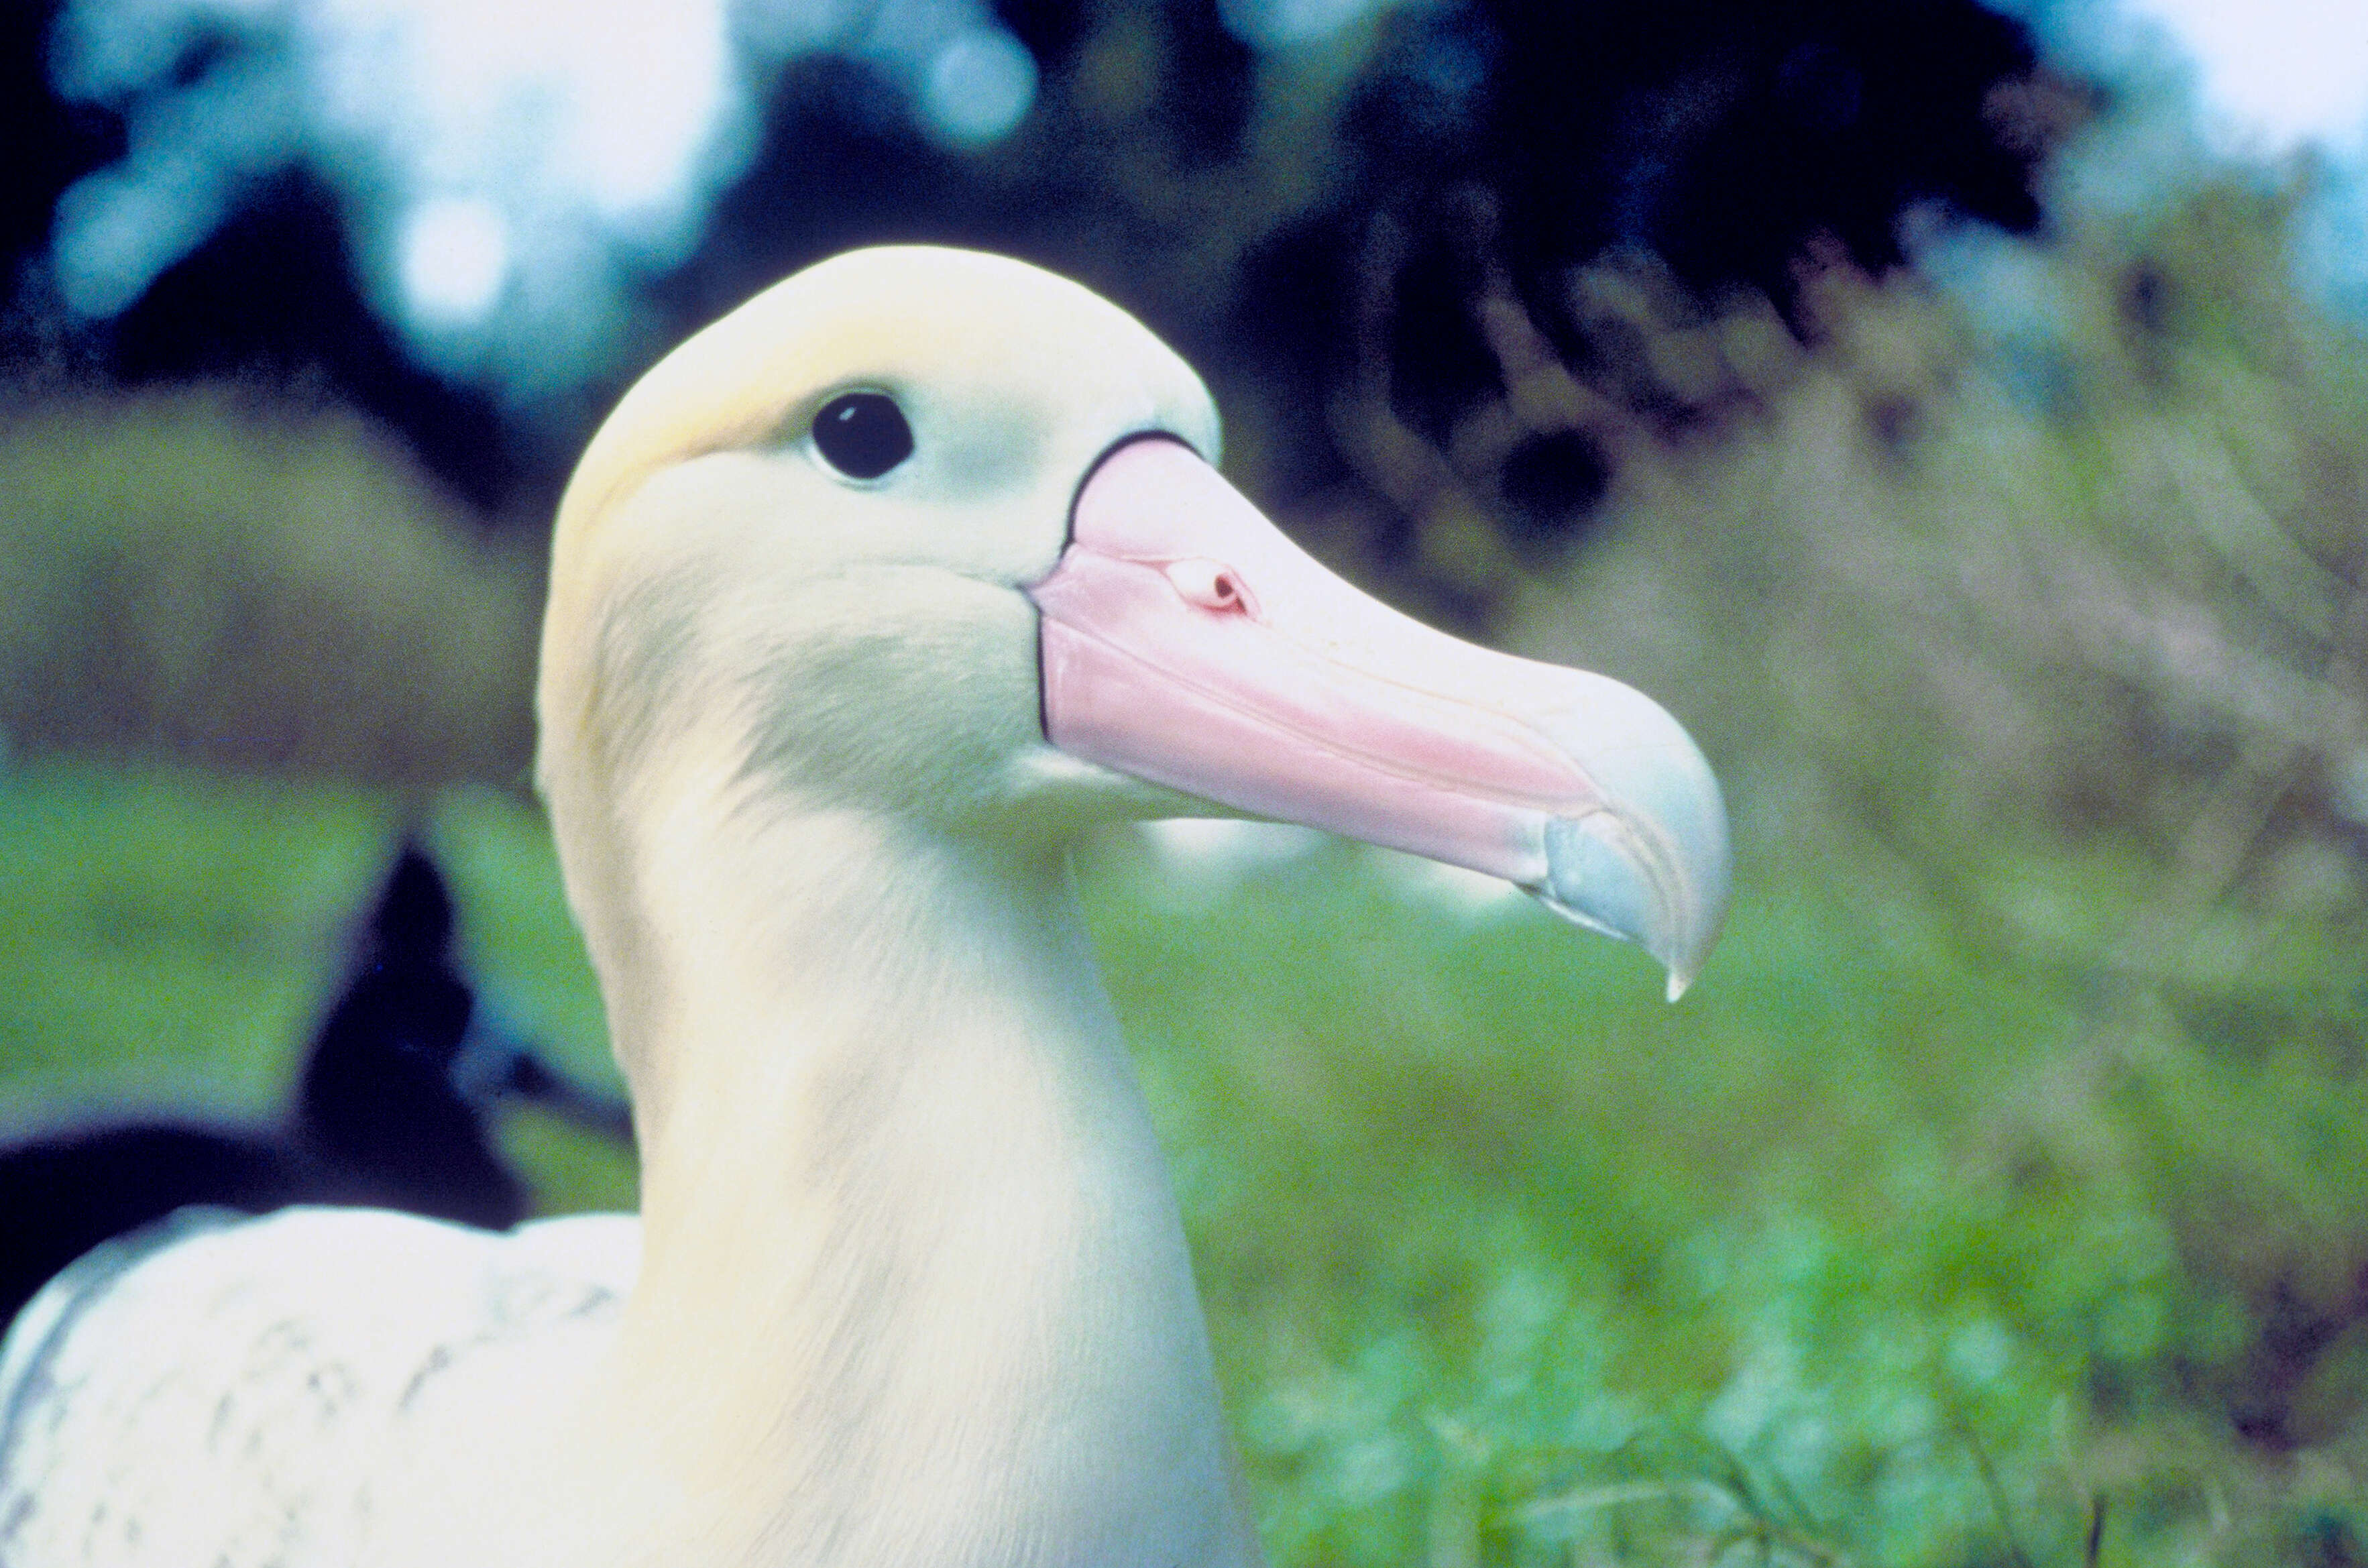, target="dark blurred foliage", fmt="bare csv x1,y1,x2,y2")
0,0,2075,563
109,174,522,511
0,0,117,280
1241,0,2049,447
0,0,522,508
